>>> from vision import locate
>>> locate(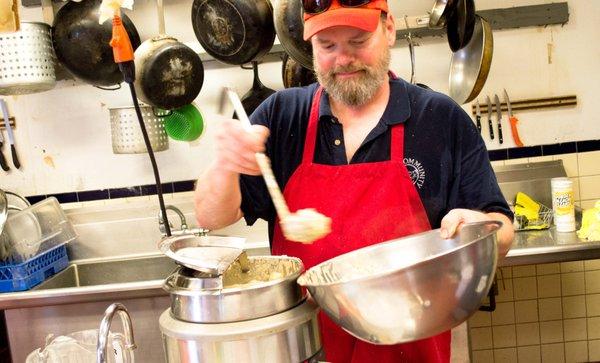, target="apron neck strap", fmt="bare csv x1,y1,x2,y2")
302,83,405,164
